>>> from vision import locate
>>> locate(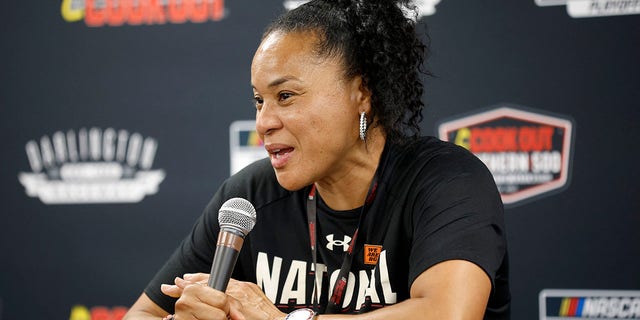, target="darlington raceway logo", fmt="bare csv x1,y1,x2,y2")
61,0,226,27
438,105,574,207
284,0,443,19
540,289,640,319
18,127,165,204
535,0,640,18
